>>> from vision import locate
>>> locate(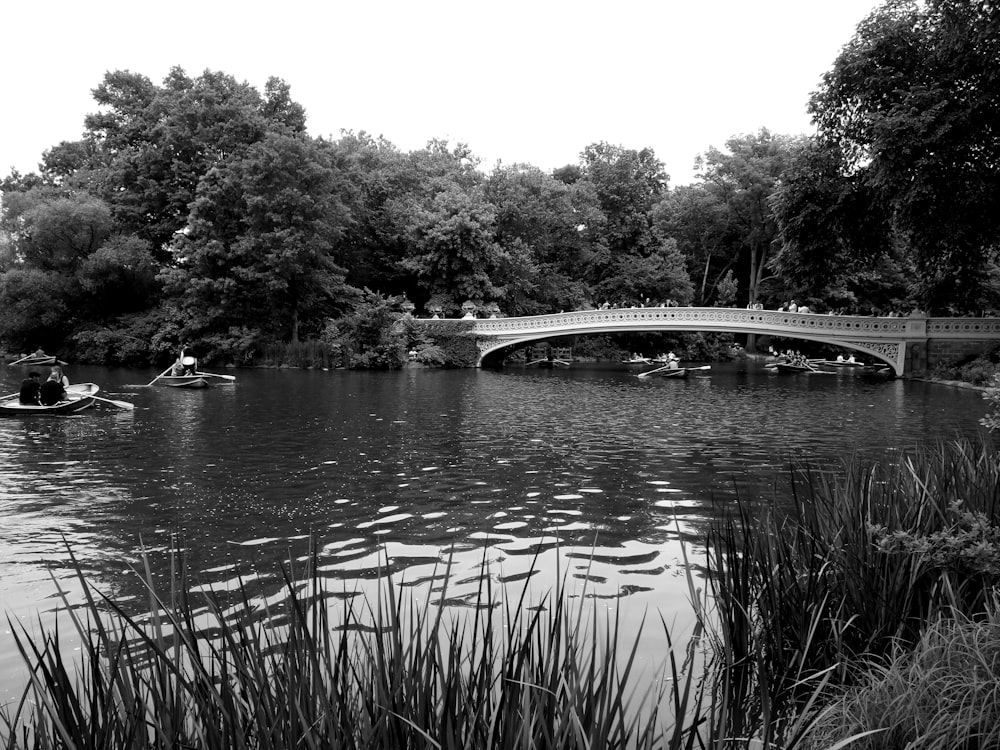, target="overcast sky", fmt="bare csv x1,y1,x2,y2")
2,0,882,187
